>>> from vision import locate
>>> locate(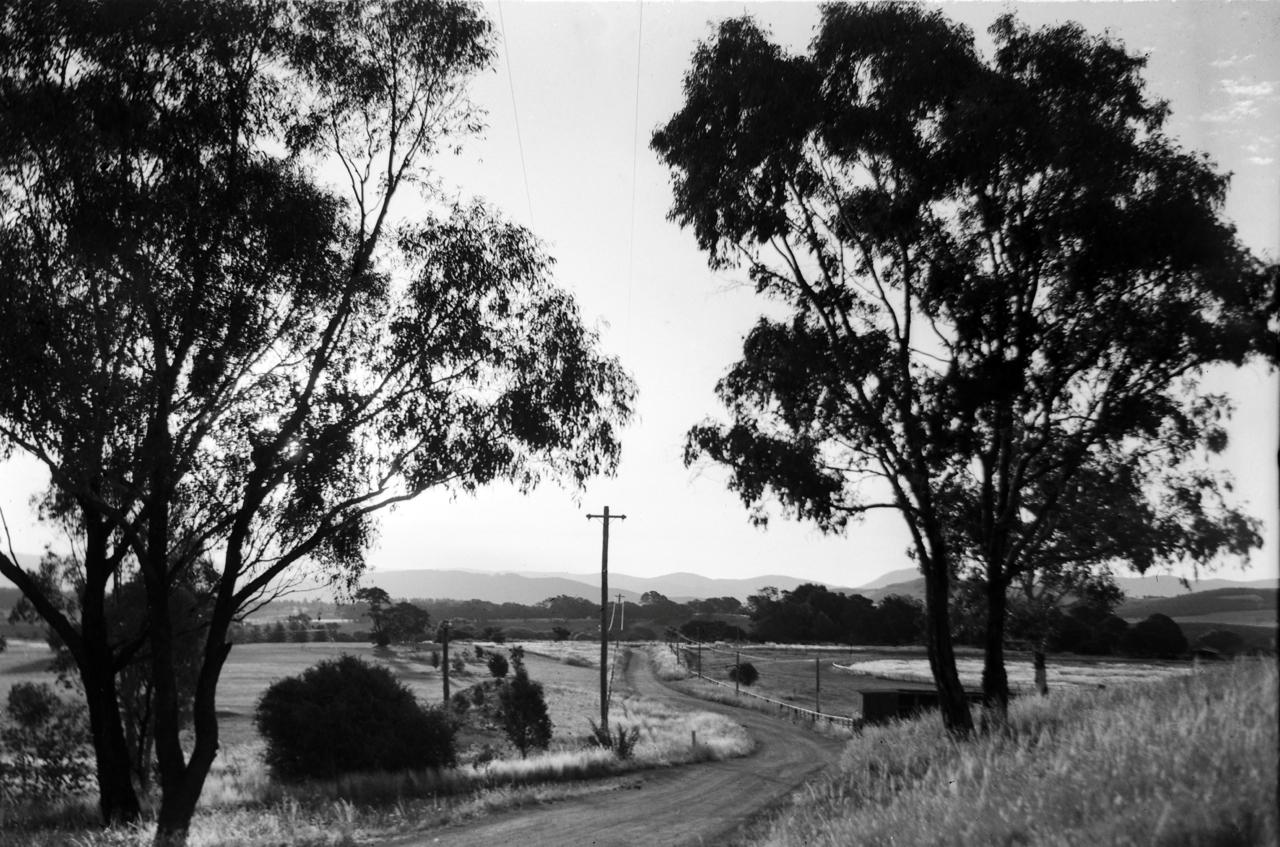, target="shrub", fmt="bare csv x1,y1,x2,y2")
1120,613,1189,658
728,661,759,686
497,653,552,758
0,682,93,801
451,654,466,674
254,655,455,782
552,626,571,641
487,652,510,678
450,690,472,714
471,685,487,706
586,719,641,760
430,650,440,669
678,619,748,642
1194,629,1246,656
